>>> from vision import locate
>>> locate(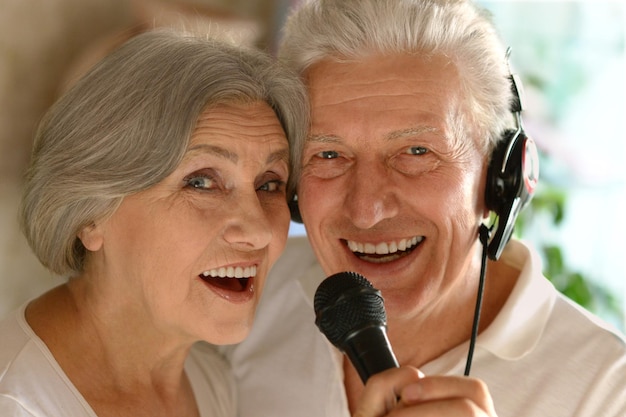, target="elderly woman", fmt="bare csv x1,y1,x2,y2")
0,29,307,416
